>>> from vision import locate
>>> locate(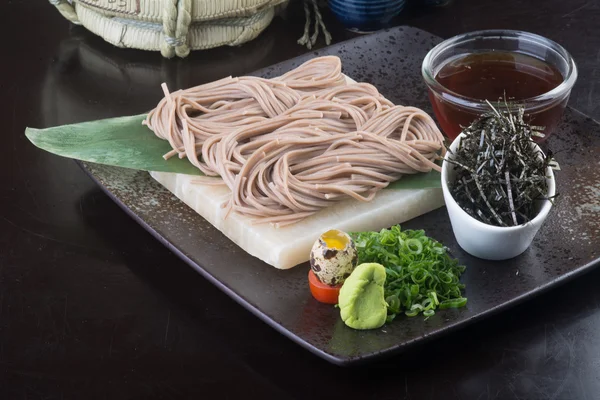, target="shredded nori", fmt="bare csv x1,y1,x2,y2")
446,101,555,227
